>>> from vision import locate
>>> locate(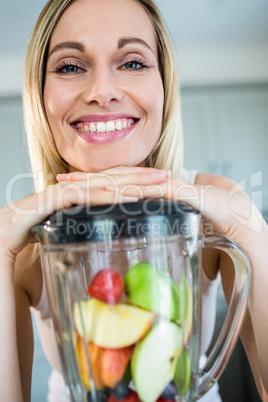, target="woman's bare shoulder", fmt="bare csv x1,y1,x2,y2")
195,172,237,190
14,244,42,308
